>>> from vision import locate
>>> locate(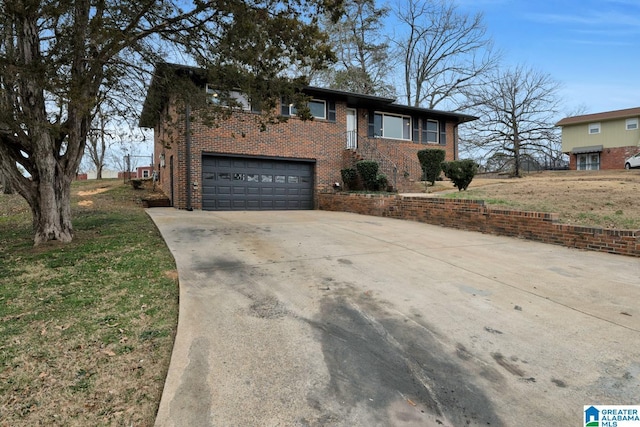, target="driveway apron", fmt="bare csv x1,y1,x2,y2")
147,209,640,426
